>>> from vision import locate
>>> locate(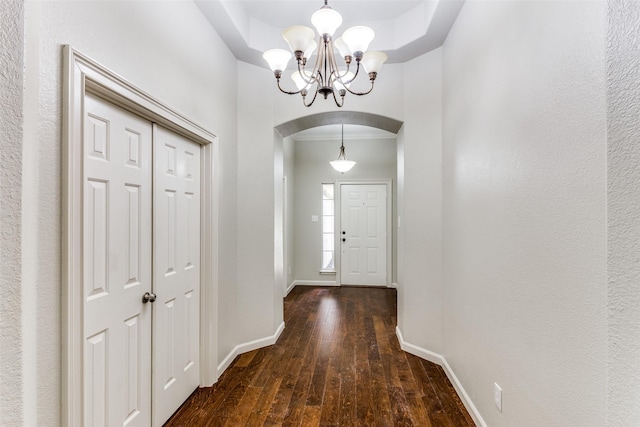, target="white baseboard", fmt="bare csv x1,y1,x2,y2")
395,326,444,365
217,321,285,378
291,280,339,288
285,281,296,296
395,326,487,427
